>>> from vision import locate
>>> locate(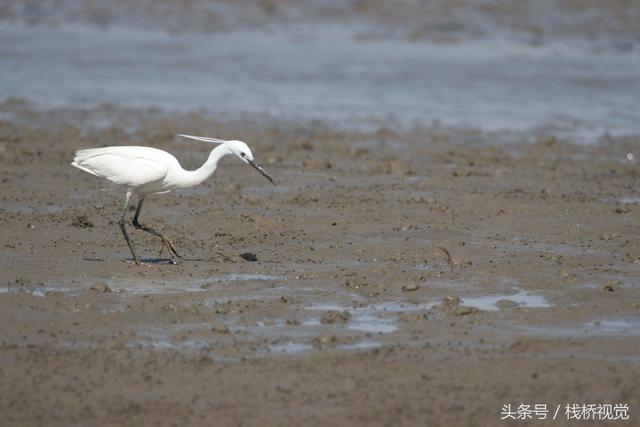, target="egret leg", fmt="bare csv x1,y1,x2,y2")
119,191,140,265
132,198,182,260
